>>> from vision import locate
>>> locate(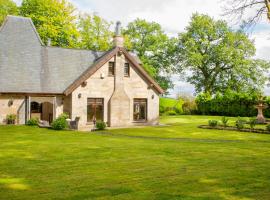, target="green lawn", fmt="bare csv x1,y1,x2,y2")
1,115,270,200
